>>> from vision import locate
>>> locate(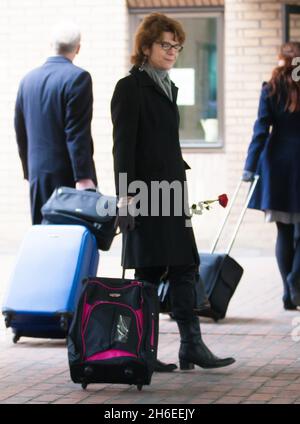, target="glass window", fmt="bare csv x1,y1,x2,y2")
170,15,222,147
130,11,224,149
289,12,300,42
283,5,300,42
